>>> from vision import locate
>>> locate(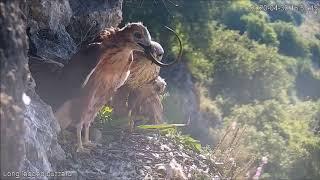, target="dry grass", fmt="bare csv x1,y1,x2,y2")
210,123,255,179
